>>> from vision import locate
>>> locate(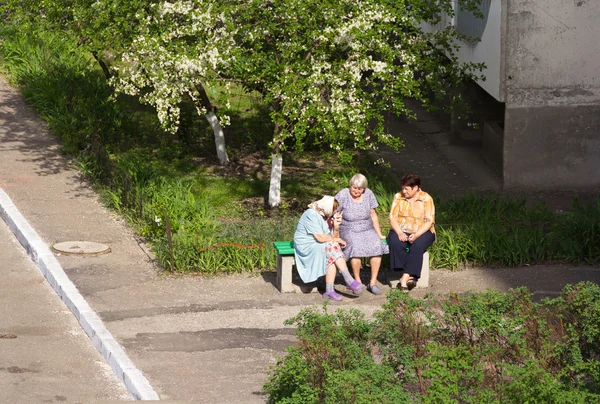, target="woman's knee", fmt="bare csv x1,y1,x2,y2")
334,257,348,269
370,255,382,263
413,232,435,250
